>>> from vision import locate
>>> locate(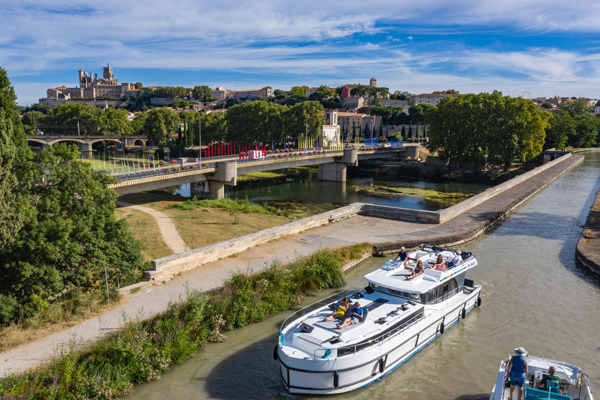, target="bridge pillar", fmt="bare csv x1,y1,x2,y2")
78,143,93,159
208,161,237,199
318,148,357,182
318,163,347,182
